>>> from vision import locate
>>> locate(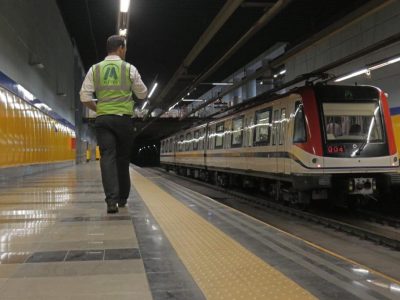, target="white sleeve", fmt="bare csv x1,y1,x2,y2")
80,67,95,103
130,65,148,99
